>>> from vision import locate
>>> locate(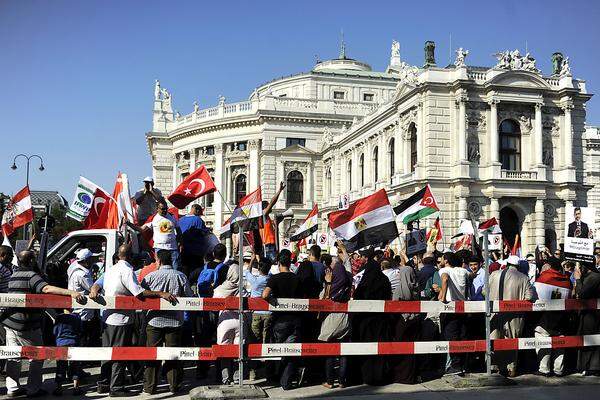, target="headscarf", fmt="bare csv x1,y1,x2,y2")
353,257,392,300
213,263,239,298
330,259,352,302
296,260,321,299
